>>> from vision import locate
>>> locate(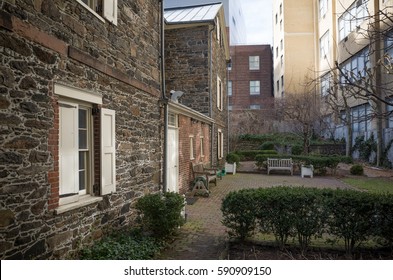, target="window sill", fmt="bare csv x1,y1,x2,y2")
55,195,103,214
